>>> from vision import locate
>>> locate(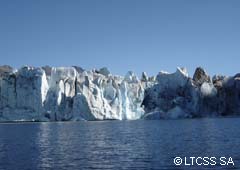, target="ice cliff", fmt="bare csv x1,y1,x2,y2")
0,65,240,122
